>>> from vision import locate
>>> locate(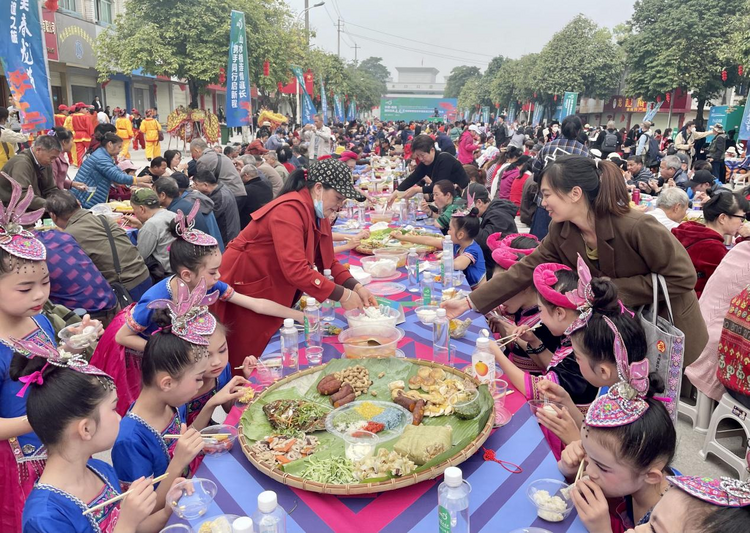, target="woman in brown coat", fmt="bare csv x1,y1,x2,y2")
444,155,708,366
